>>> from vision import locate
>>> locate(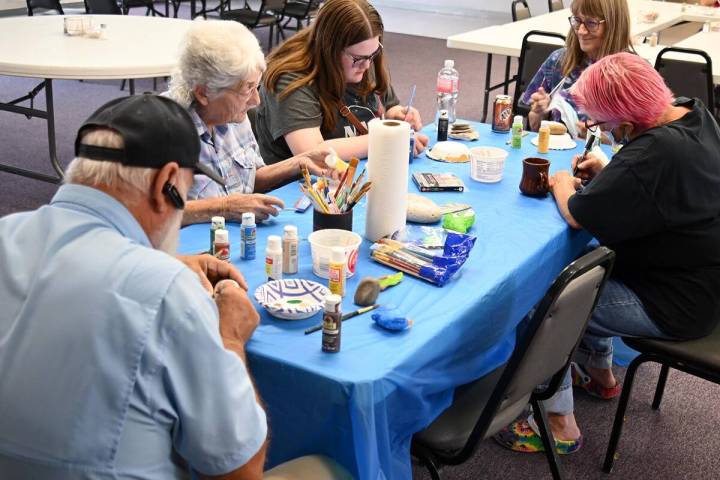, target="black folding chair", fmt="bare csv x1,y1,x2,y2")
548,0,564,12
26,0,64,15
222,0,287,51
511,0,531,21
282,0,321,32
654,47,715,110
412,247,615,480
603,324,720,474
513,30,567,118
84,0,121,14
